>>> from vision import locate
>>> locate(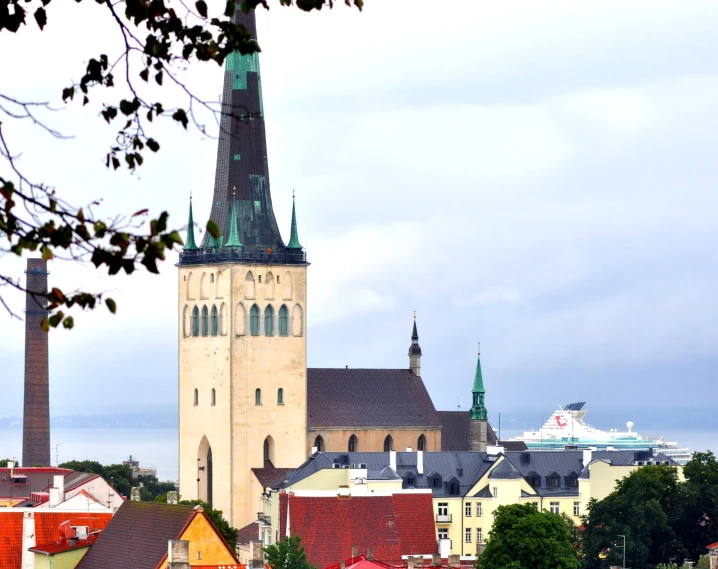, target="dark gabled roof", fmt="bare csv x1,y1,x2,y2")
473,484,492,498
307,369,441,428
436,412,498,451
75,502,196,569
236,521,262,545
252,464,292,490
499,440,529,452
488,459,522,480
